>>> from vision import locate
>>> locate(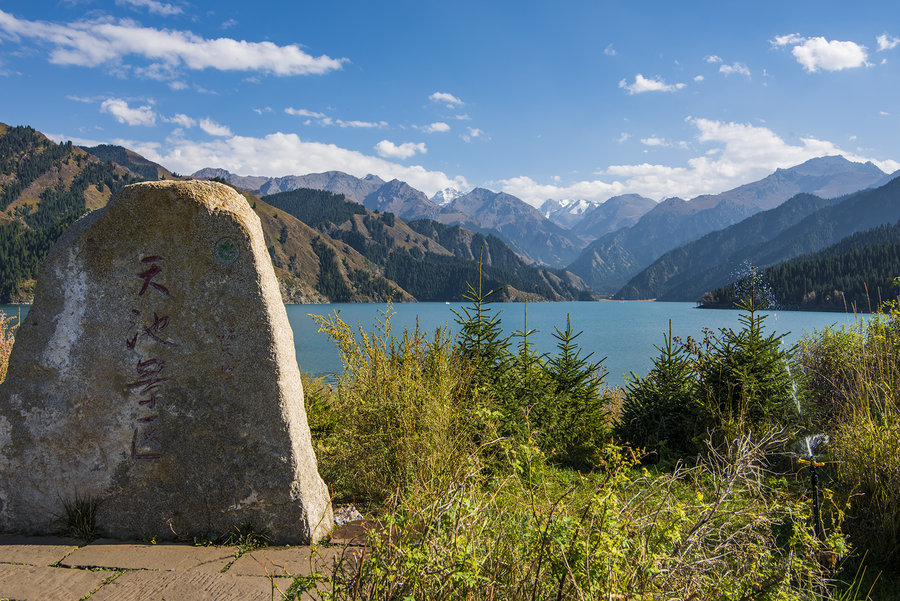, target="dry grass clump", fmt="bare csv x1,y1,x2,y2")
0,310,17,383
